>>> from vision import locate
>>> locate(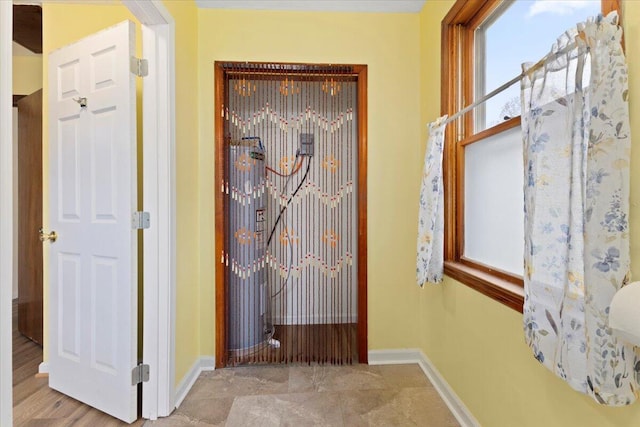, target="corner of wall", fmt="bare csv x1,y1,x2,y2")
174,356,215,409
415,2,640,426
